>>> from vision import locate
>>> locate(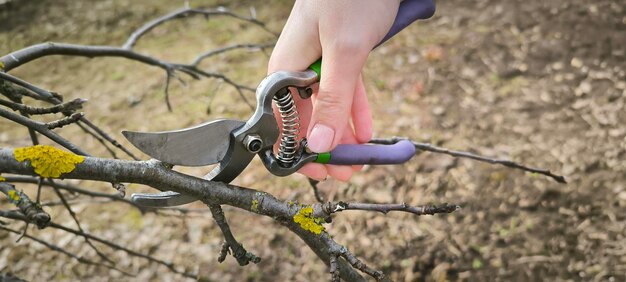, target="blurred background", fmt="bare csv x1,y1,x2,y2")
0,0,624,281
